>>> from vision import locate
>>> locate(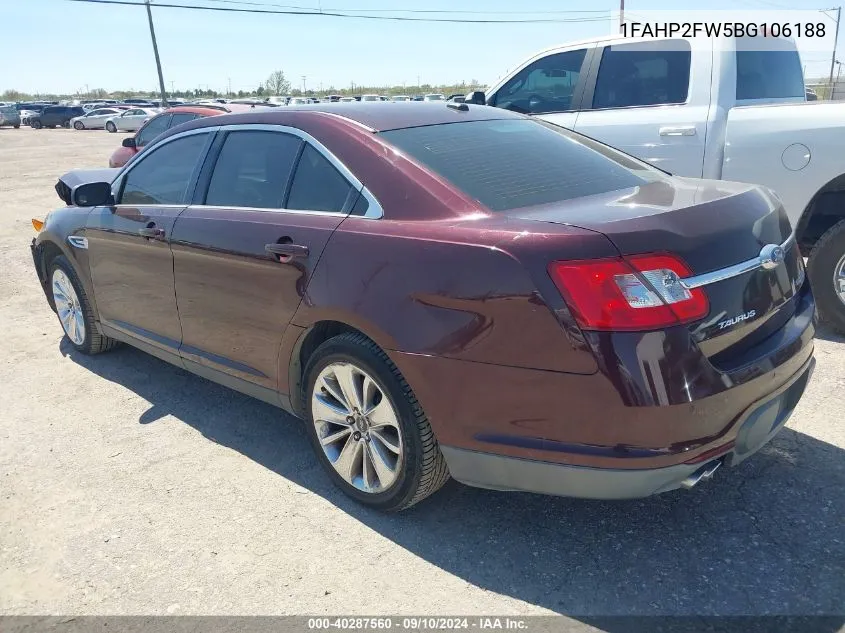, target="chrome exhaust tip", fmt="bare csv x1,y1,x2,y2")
680,459,722,490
